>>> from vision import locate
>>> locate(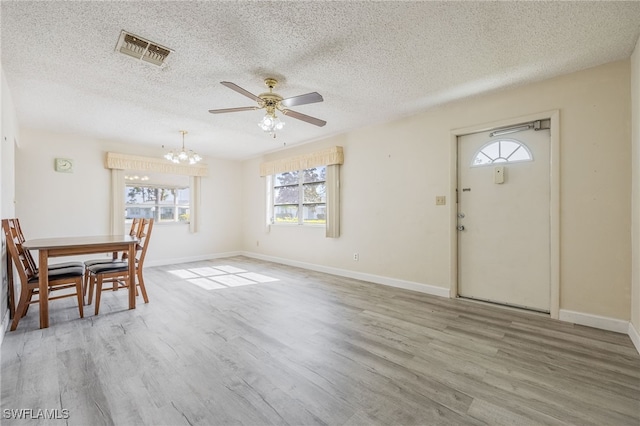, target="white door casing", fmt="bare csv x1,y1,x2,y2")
457,126,551,312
